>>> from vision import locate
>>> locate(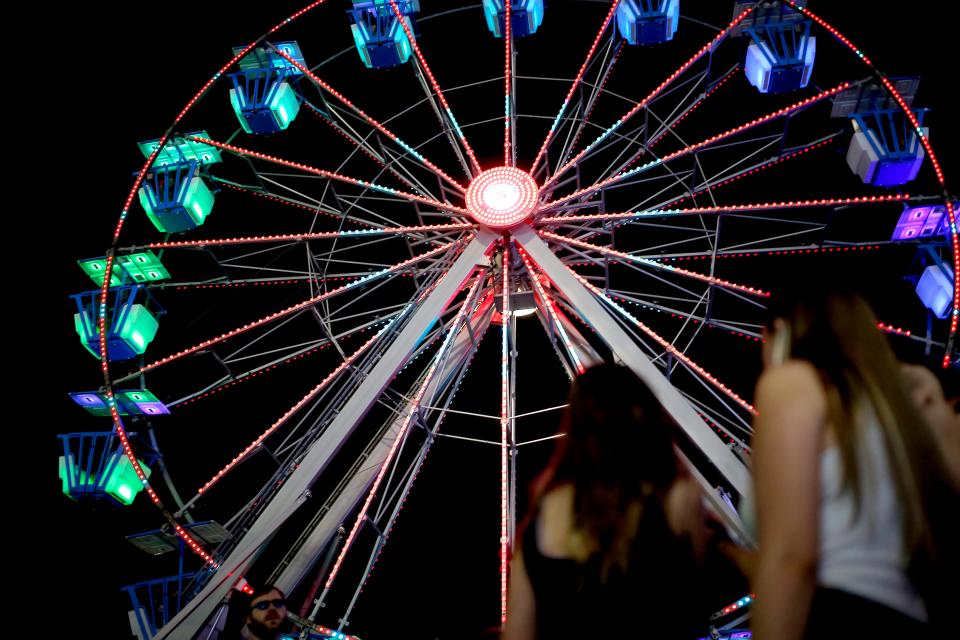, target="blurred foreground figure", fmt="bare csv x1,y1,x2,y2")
748,290,959,640
502,364,715,640
901,363,960,490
